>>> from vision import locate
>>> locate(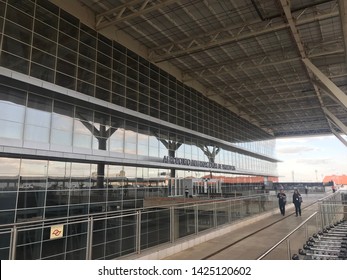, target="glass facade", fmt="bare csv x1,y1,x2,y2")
0,0,278,259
